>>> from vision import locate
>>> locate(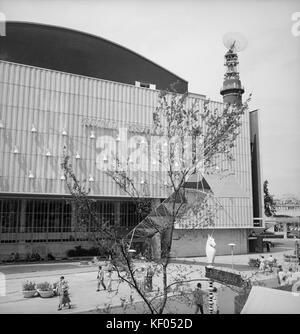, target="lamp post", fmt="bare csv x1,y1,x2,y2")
228,243,236,270
128,248,136,257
